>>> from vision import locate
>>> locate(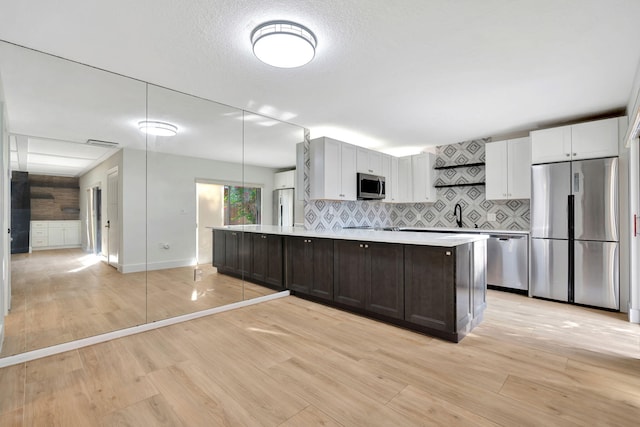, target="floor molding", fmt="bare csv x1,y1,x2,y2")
0,290,290,368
